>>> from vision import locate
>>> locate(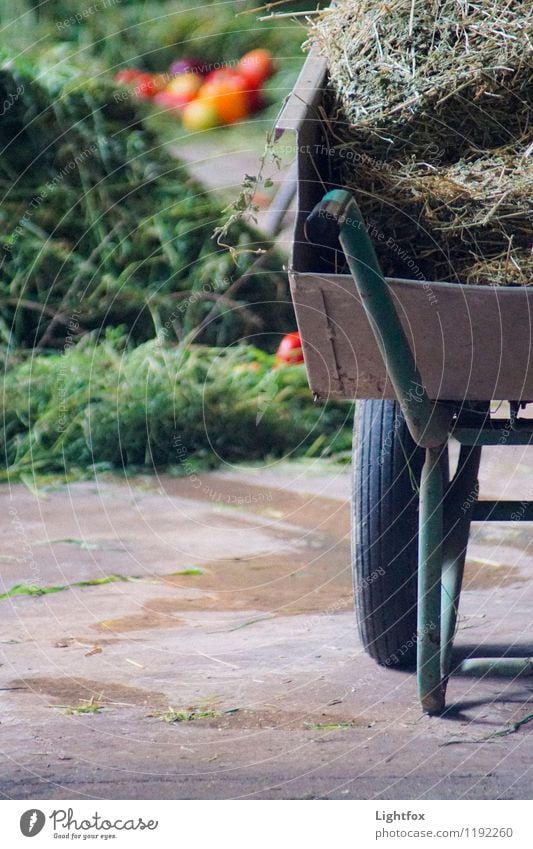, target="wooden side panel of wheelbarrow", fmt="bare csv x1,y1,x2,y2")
277,53,533,403
290,273,533,401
